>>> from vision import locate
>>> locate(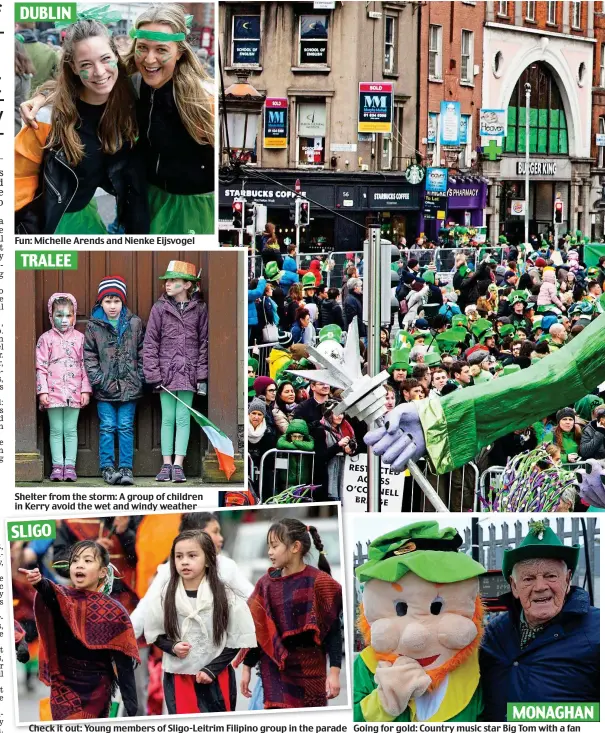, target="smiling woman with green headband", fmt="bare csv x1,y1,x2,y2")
21,4,215,235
